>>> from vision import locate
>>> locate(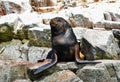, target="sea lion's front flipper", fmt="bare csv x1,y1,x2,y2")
75,44,101,64
34,50,57,75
